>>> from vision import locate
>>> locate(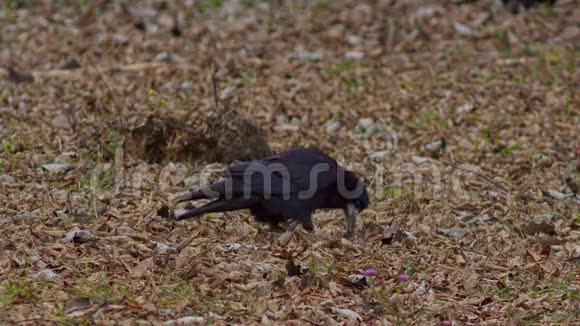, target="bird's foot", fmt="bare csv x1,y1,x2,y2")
345,230,355,239
269,222,285,232
276,219,319,246
277,226,319,247
280,219,300,232
276,220,302,247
